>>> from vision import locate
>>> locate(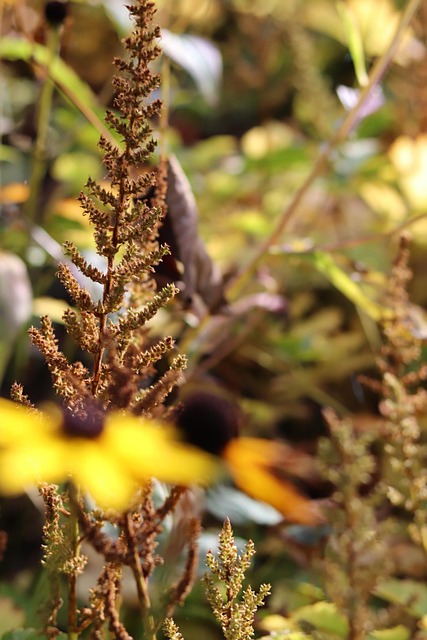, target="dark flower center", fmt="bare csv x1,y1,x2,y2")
44,1,69,26
62,403,105,439
177,392,240,456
